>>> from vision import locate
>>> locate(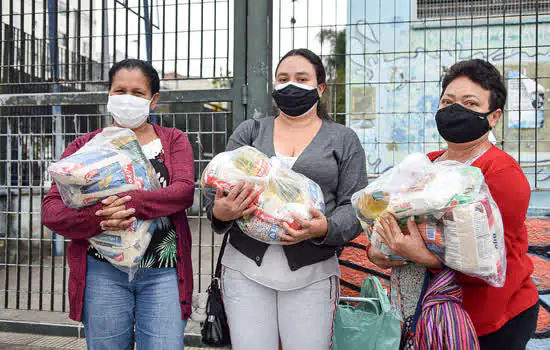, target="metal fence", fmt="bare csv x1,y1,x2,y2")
274,0,550,197
0,0,277,322
0,0,245,316
1,0,549,343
